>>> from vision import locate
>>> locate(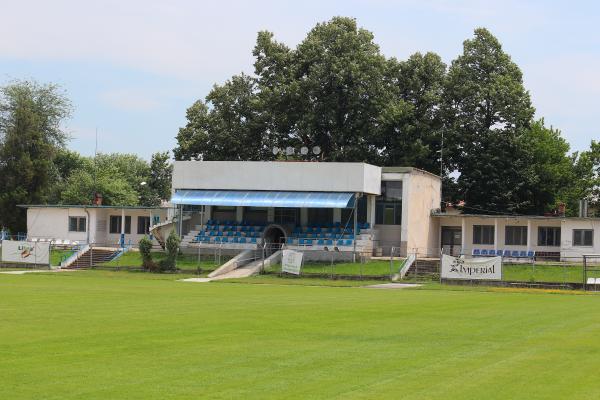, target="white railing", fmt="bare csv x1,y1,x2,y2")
399,253,417,279
60,244,90,268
